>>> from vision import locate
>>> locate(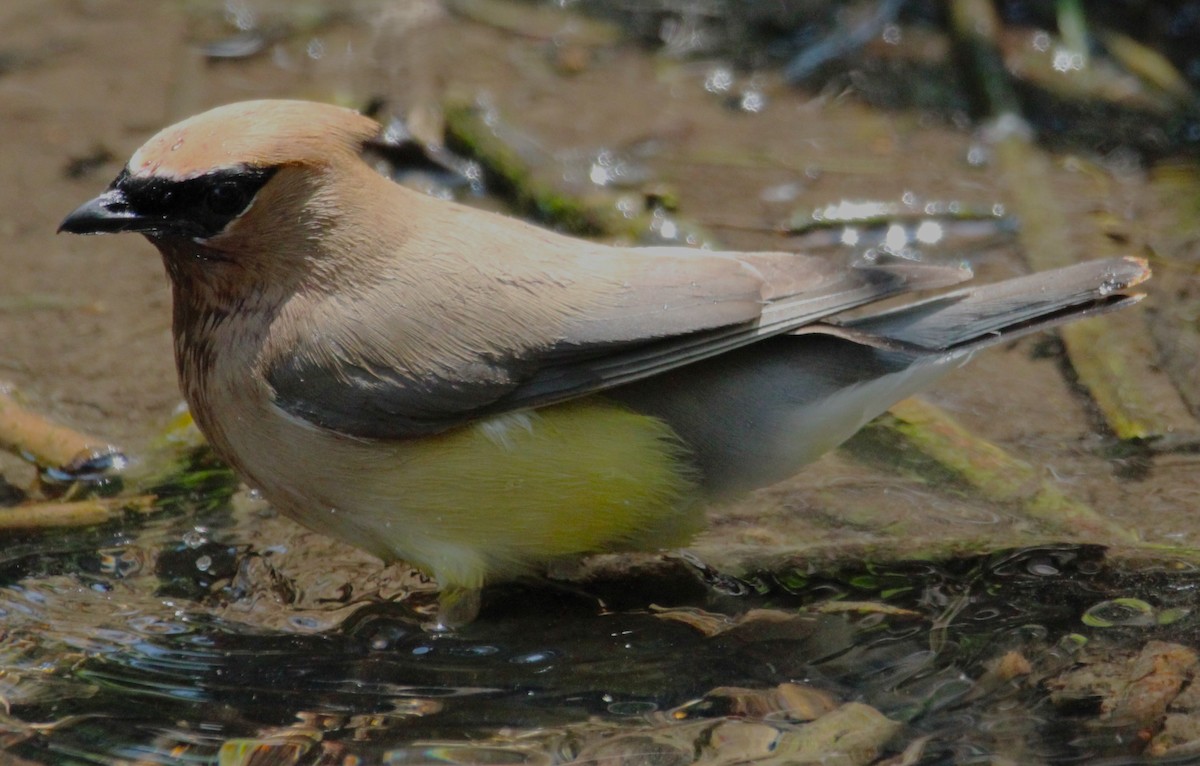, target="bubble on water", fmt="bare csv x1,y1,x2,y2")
1082,598,1157,628
1026,559,1060,577
182,529,207,549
